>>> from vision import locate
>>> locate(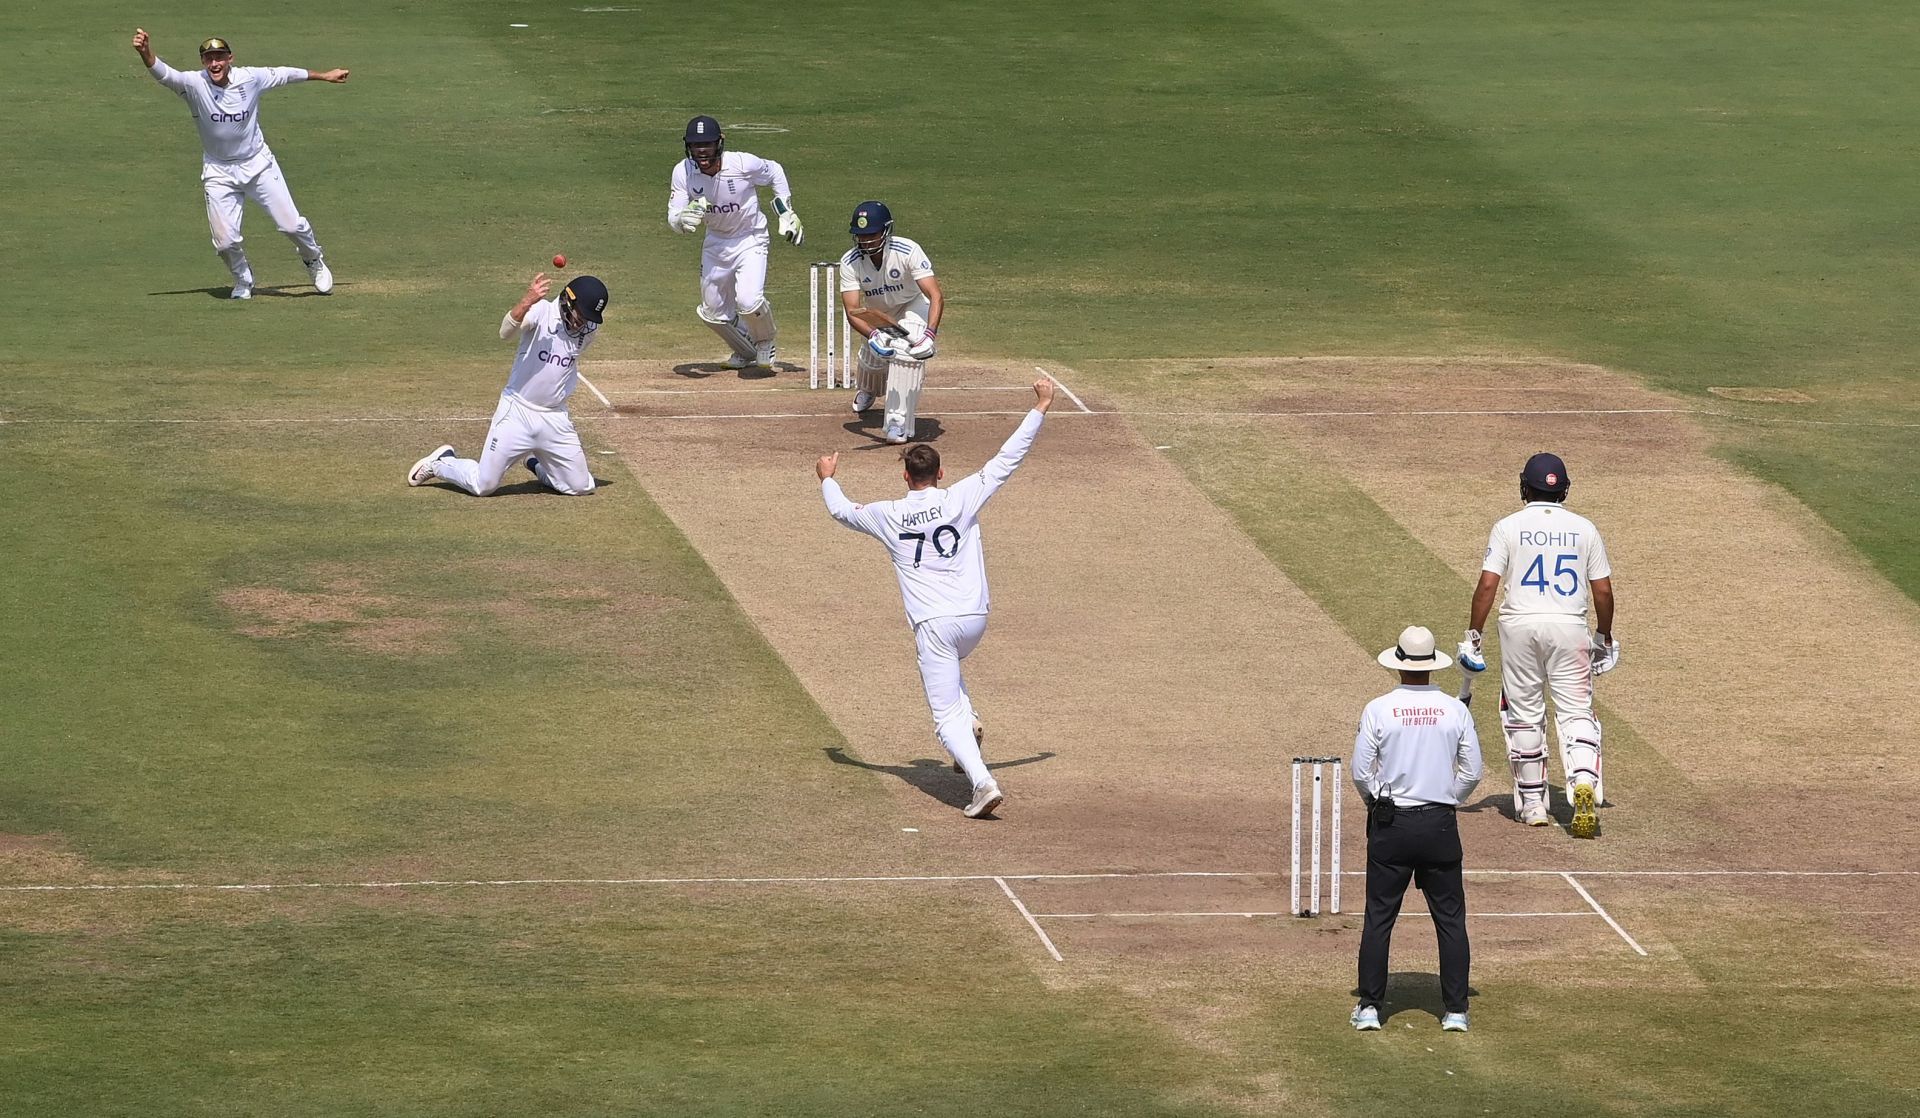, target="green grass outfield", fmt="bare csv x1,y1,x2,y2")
3,1,1917,1114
